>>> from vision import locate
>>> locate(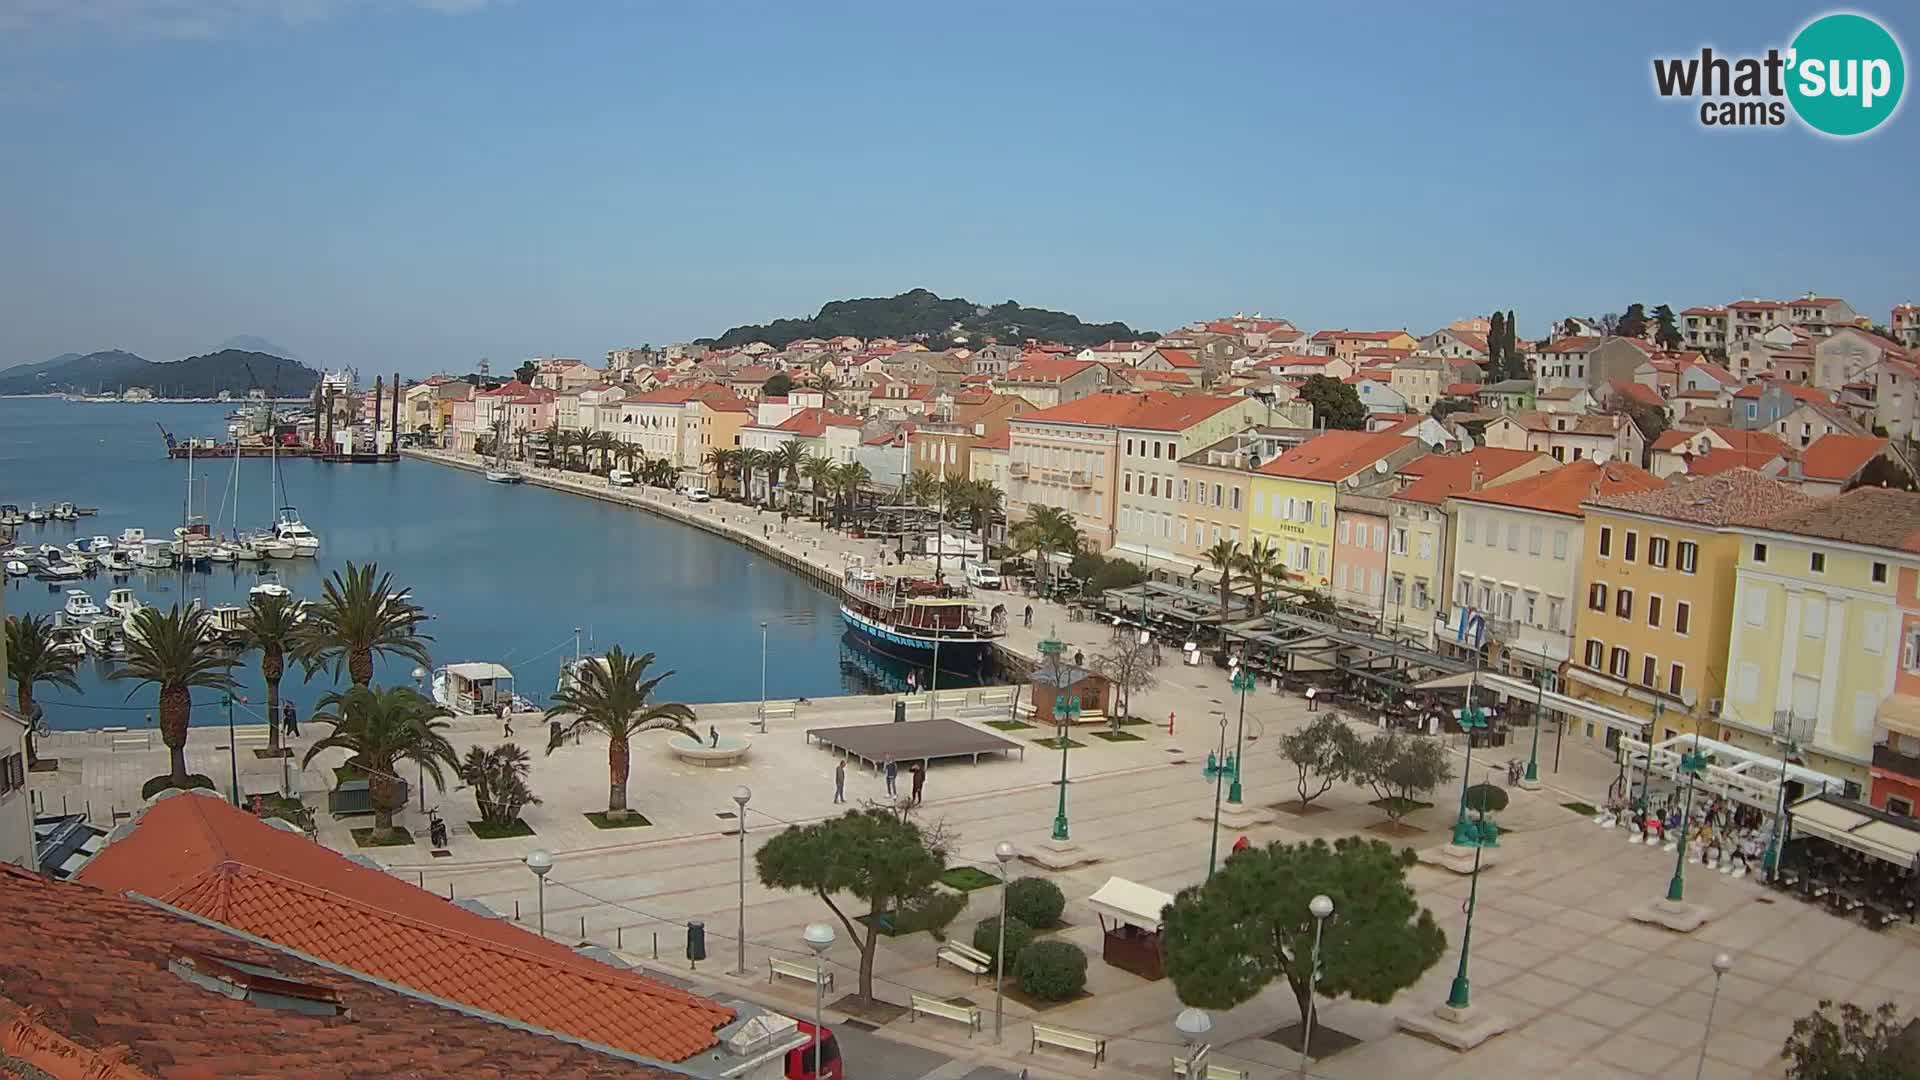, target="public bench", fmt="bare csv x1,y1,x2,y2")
909,992,981,1036
934,940,993,980
768,957,833,992
1171,1049,1247,1080
759,700,798,726
1031,1023,1107,1065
